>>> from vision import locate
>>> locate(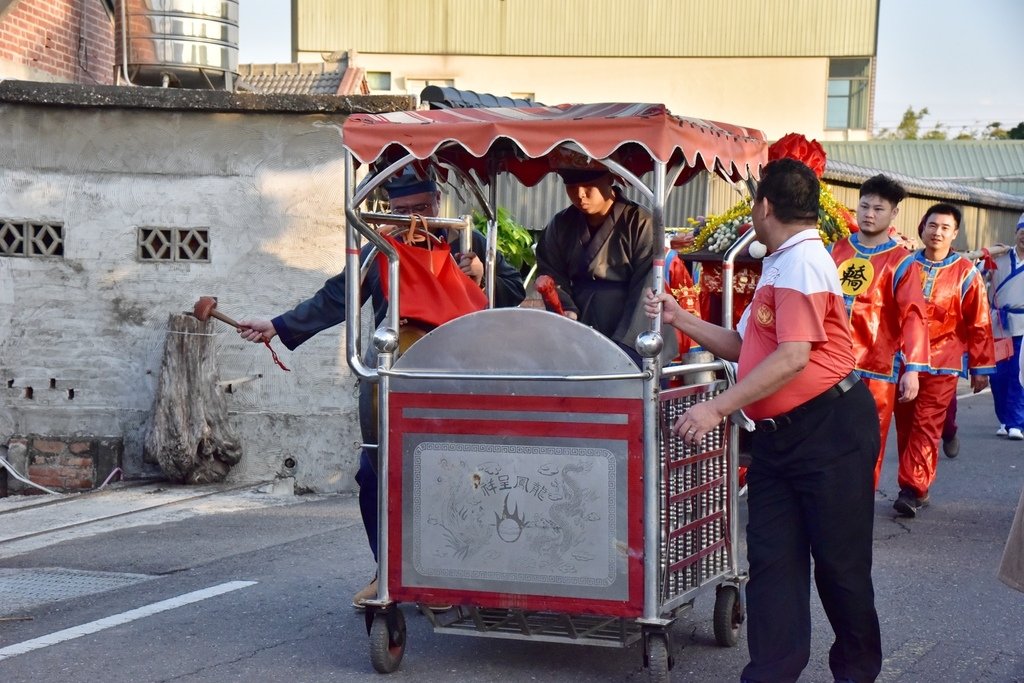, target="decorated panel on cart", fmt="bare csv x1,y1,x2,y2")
384,309,645,616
